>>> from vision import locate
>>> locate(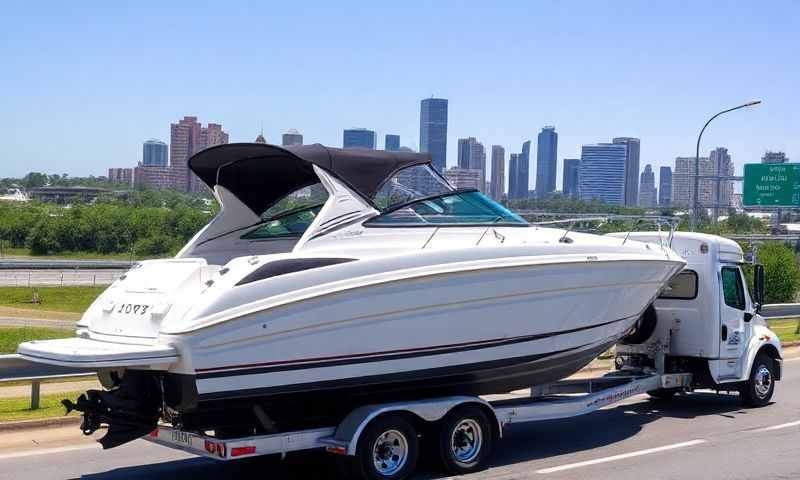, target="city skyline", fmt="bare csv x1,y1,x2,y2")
2,2,795,188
